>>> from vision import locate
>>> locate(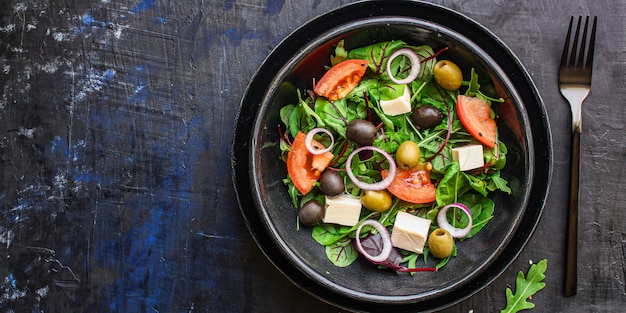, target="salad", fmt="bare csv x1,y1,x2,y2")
278,39,511,272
